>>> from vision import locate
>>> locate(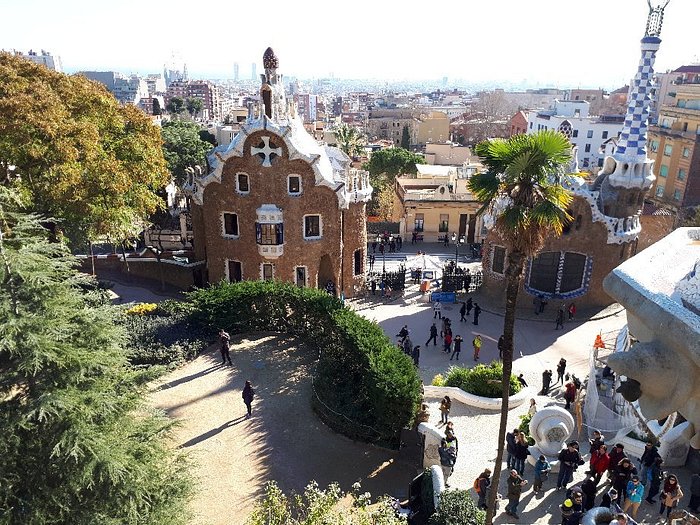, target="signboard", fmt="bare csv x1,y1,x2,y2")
431,292,456,303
